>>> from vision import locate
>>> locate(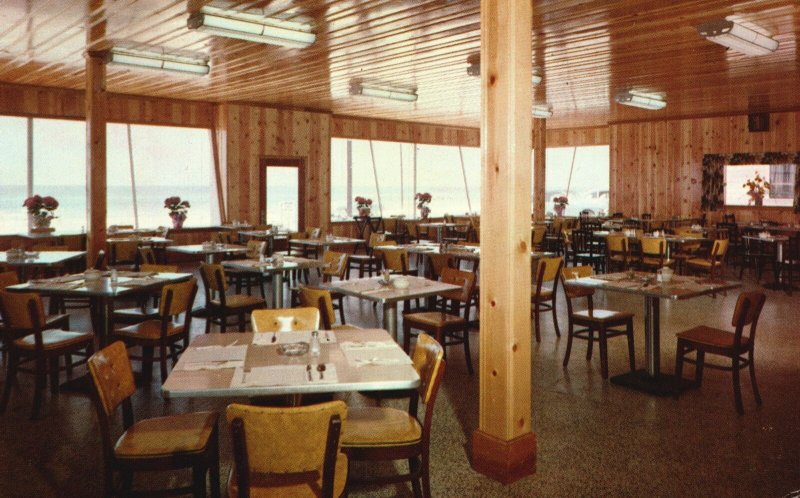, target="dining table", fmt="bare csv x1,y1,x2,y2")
567,271,741,396
161,328,420,399
321,275,460,341
166,243,248,264
417,222,468,243
222,256,324,308
237,230,289,255
742,234,791,290
0,250,87,280
5,271,193,346
289,236,364,260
